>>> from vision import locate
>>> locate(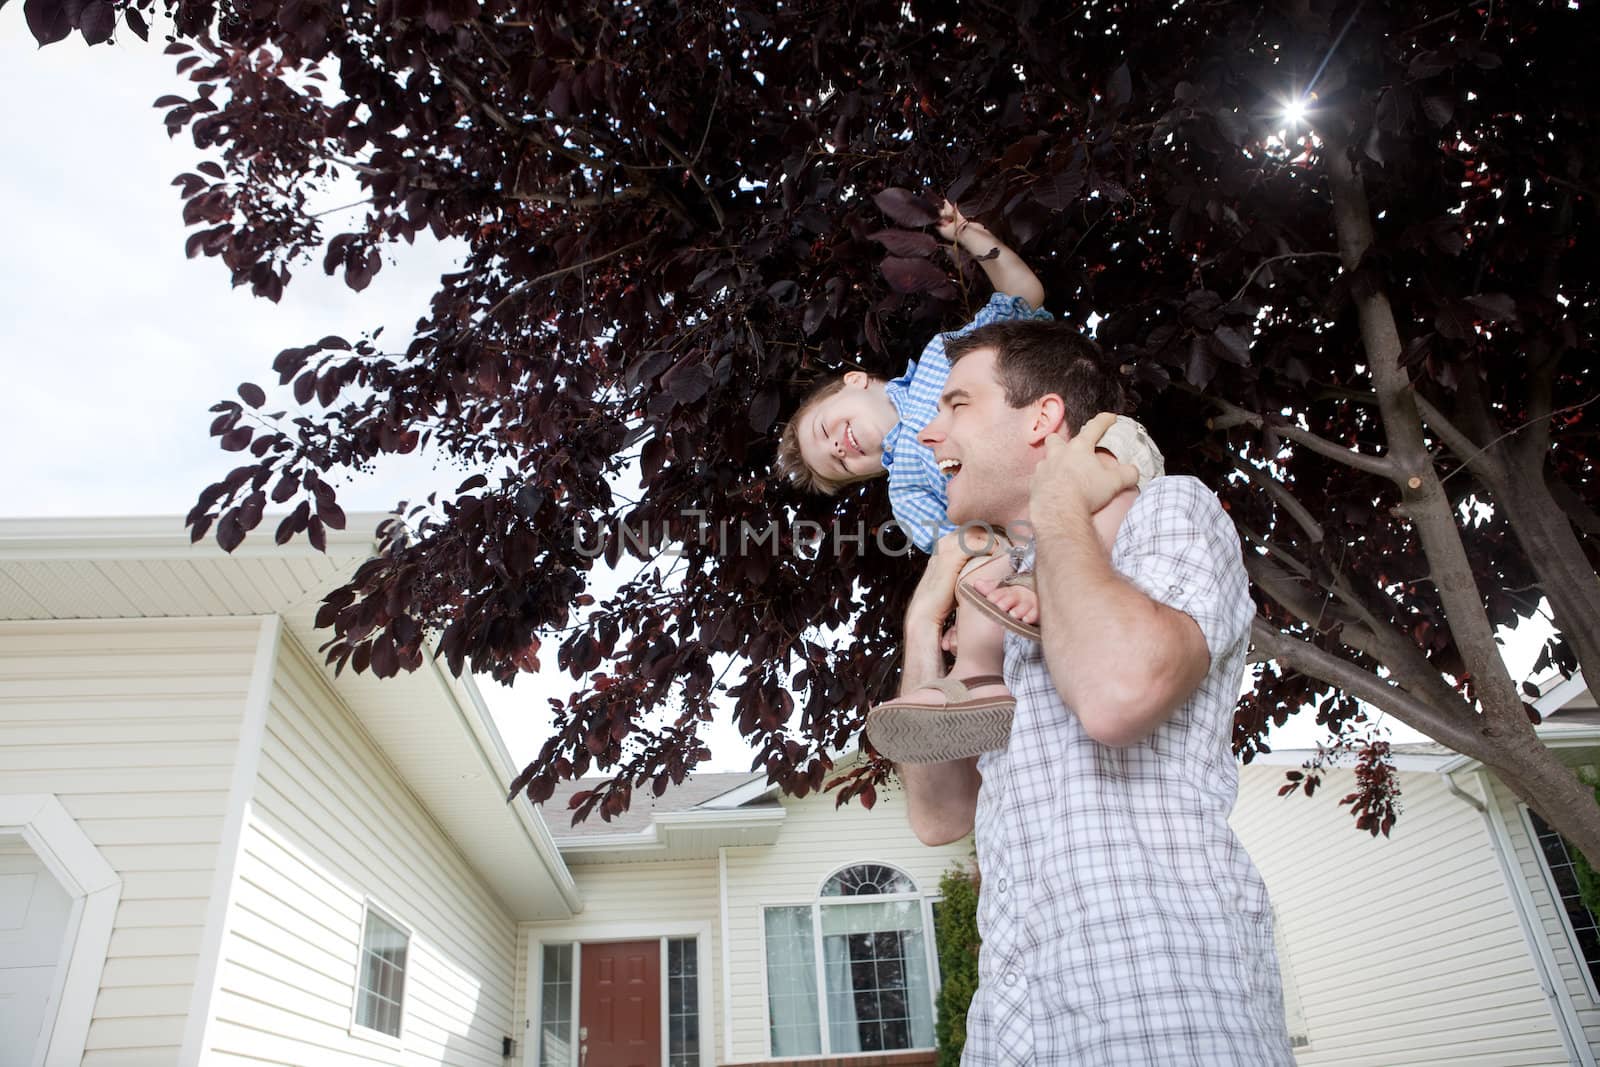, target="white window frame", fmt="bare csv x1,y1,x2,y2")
349,898,411,1048
1270,905,1312,1050
529,921,715,1067
1520,804,1600,1006
757,861,942,1061
0,794,121,1067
